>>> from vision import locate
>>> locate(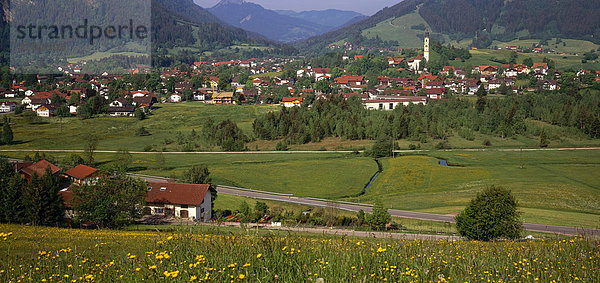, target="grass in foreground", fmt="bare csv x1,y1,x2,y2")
1,224,598,282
